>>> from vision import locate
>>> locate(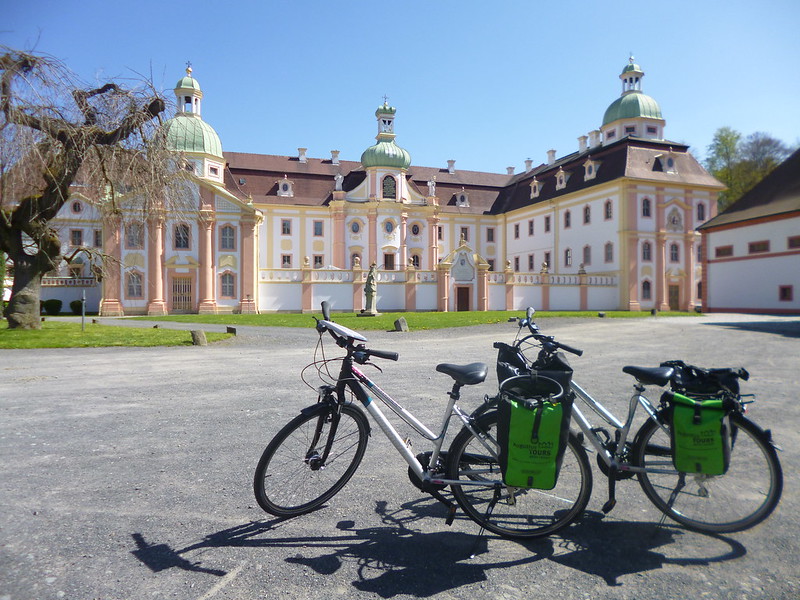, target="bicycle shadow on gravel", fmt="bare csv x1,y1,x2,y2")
129,498,555,598
544,511,747,586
